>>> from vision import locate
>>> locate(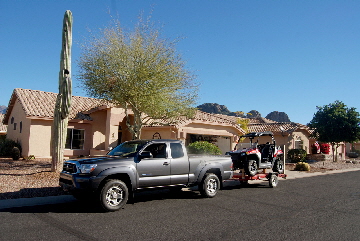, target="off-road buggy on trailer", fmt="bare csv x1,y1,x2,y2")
229,131,284,176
